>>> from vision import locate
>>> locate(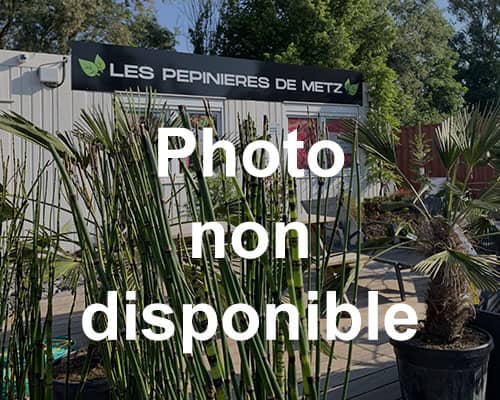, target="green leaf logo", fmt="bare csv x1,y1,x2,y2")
94,54,105,72
78,54,106,77
344,78,359,96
